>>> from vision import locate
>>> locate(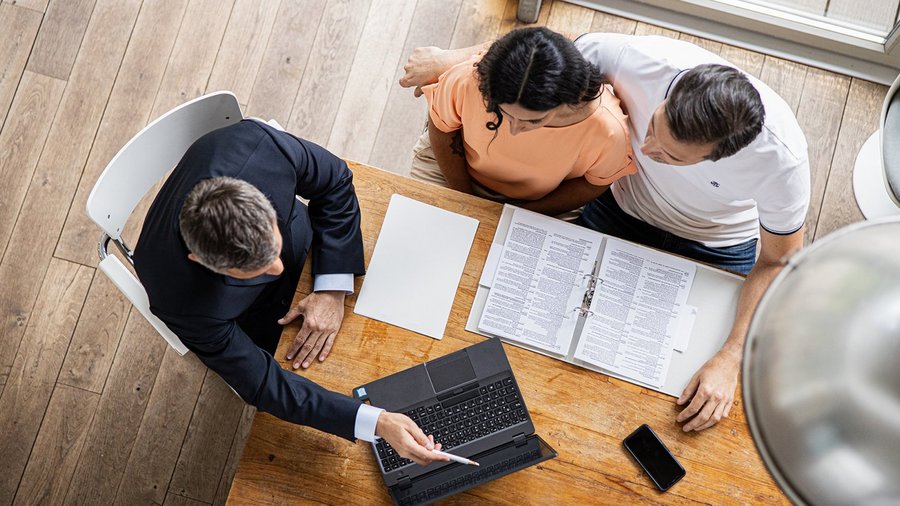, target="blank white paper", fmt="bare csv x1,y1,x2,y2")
354,194,479,339
673,305,698,353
